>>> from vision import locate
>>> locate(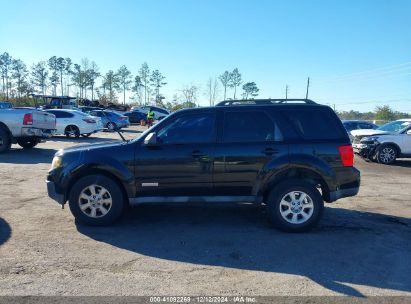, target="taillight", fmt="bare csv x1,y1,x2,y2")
119,117,127,121
83,119,96,124
23,113,33,125
338,145,354,167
